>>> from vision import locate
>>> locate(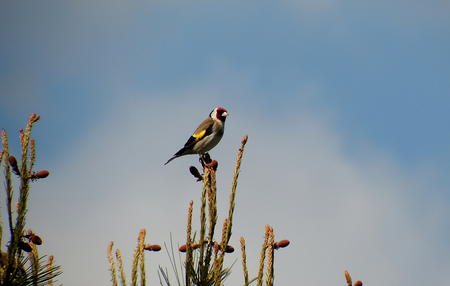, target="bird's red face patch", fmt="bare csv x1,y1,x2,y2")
213,107,228,122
